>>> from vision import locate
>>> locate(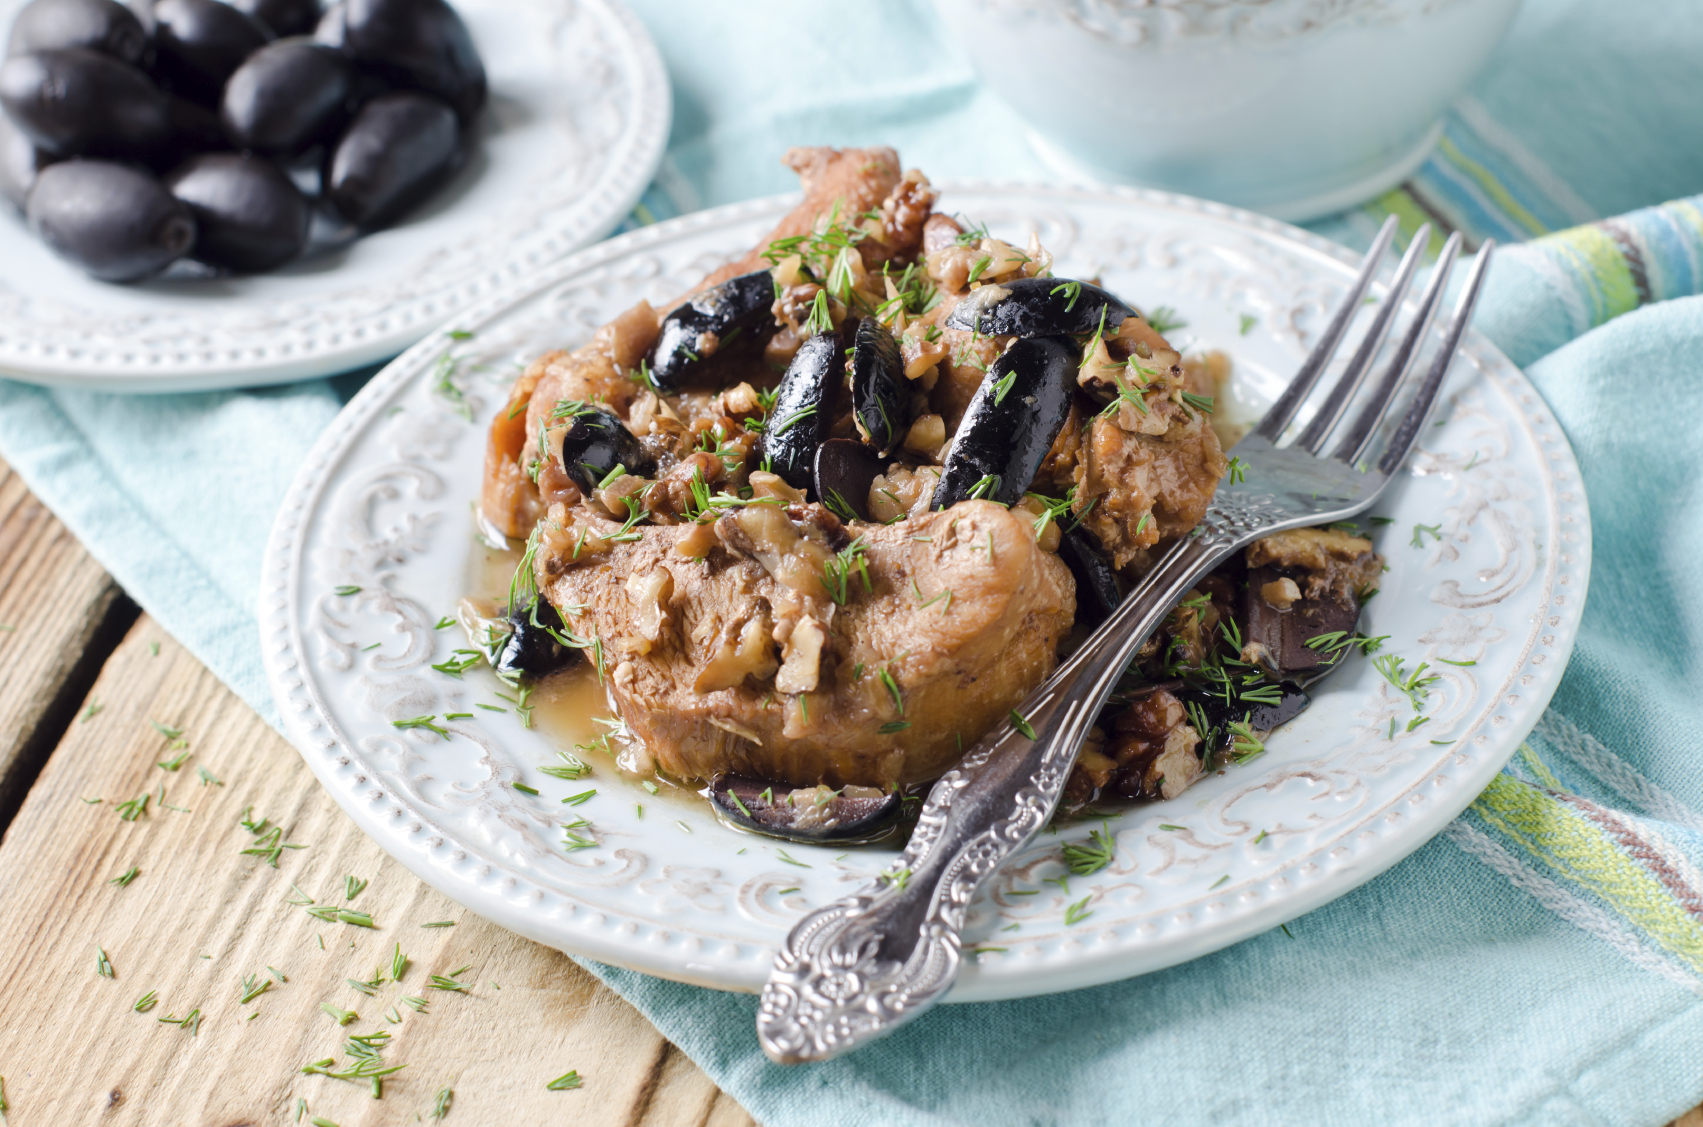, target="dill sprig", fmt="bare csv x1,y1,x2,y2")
391,943,408,984
545,1070,583,1091
96,947,113,978
1373,653,1439,713
430,1086,453,1119
133,989,157,1012
819,536,872,606
320,1003,357,1026
1061,824,1117,876
1063,896,1094,925
109,867,139,887
239,974,270,1004
345,875,367,900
